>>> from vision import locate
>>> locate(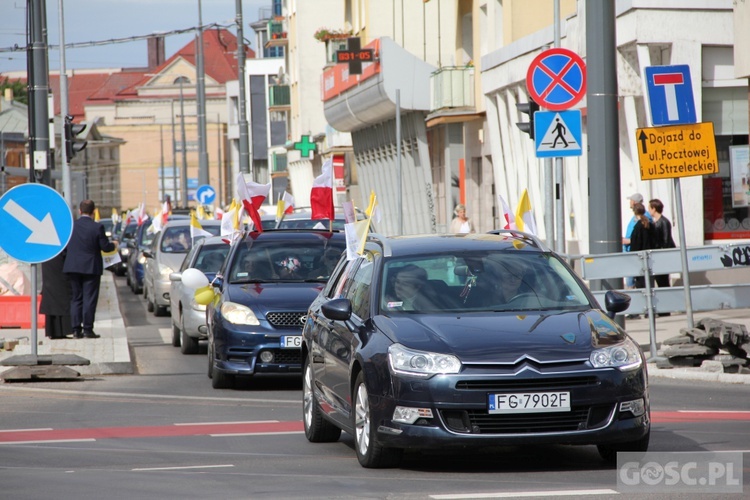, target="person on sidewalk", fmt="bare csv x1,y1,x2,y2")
648,198,677,288
63,200,116,339
40,252,73,339
622,192,652,290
